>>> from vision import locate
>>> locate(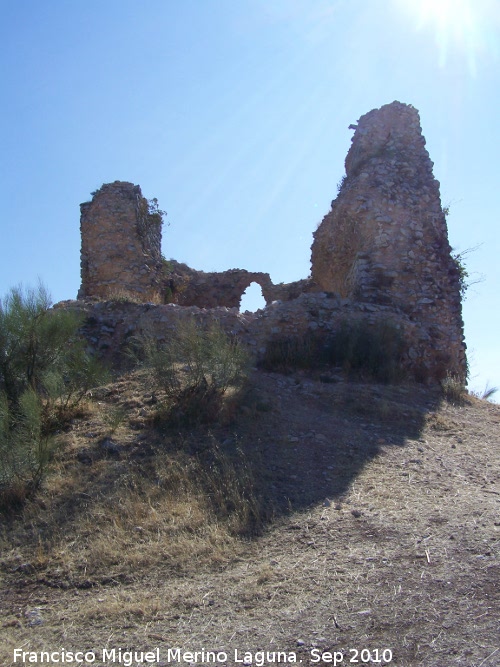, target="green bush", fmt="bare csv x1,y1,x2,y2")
324,320,406,383
259,334,320,372
0,283,107,506
260,320,406,383
0,390,55,507
0,283,106,408
137,319,251,425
